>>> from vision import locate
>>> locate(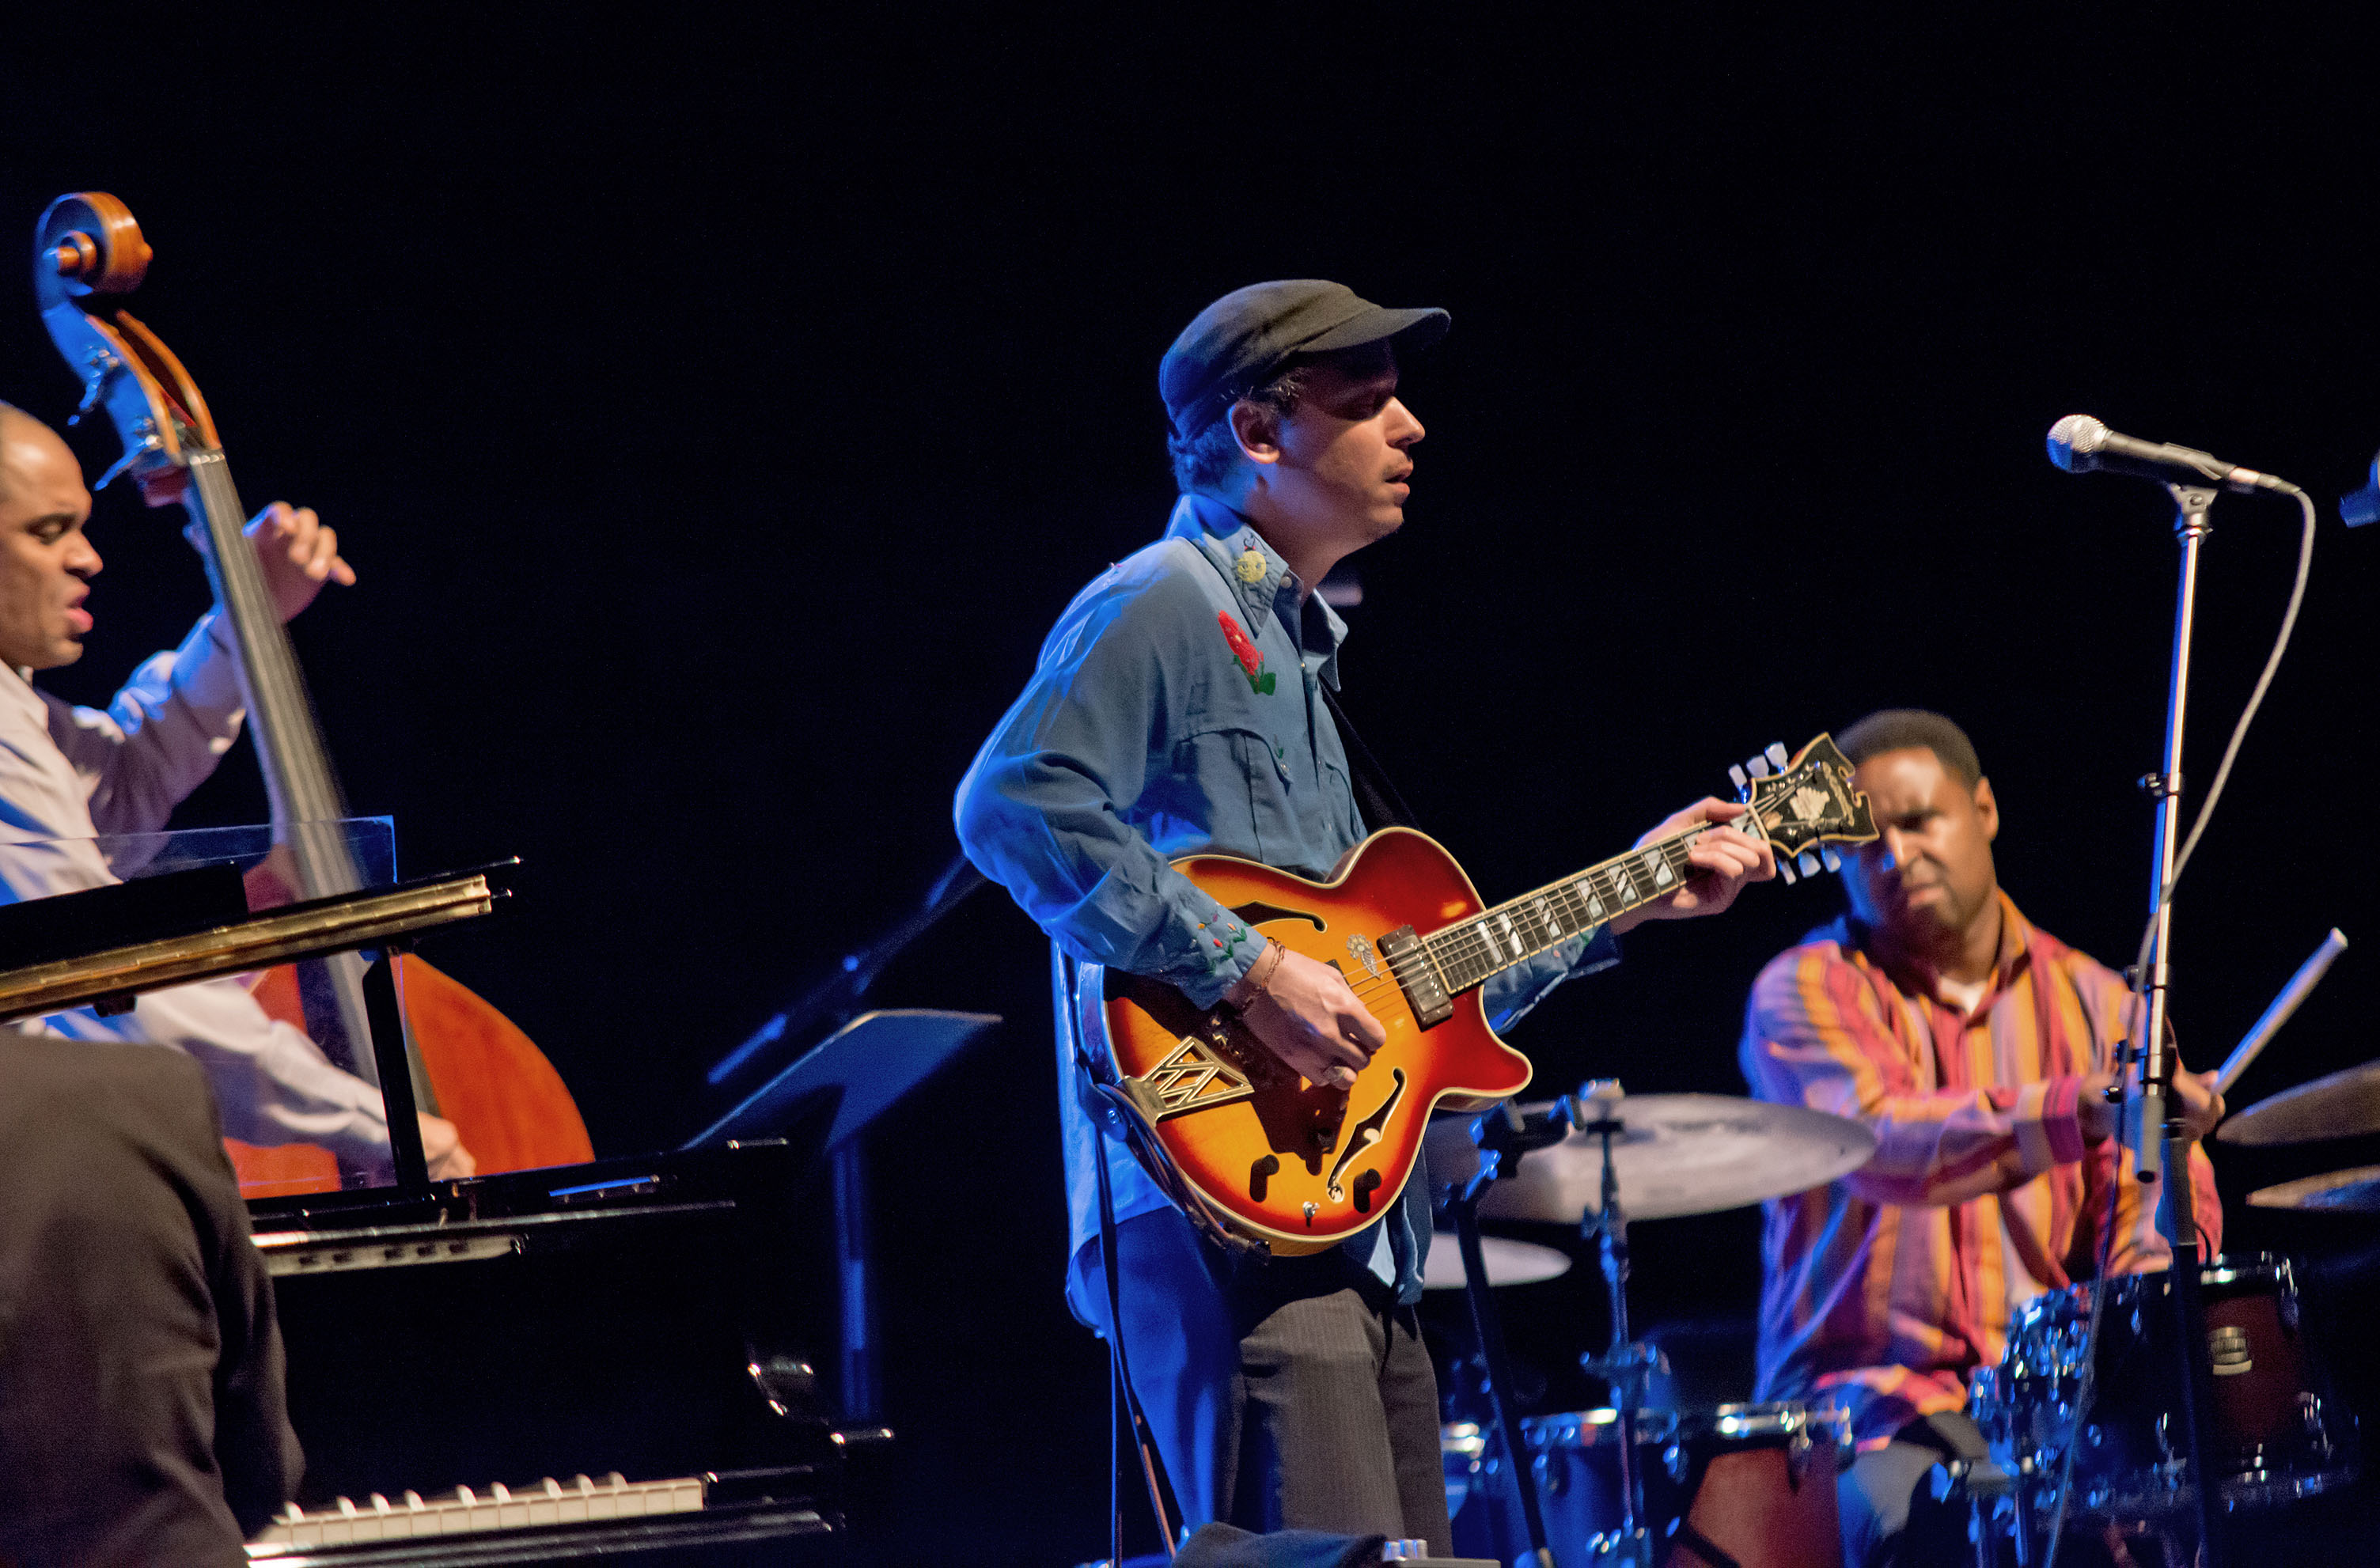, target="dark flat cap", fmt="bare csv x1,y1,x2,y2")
1160,280,1449,437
